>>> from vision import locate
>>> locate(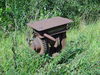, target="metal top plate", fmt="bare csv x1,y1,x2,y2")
27,17,73,31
